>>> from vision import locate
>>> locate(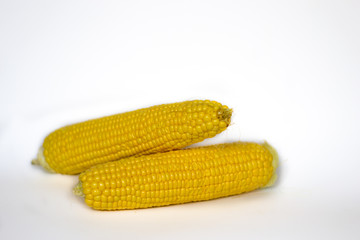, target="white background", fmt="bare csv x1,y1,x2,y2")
1,0,359,239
